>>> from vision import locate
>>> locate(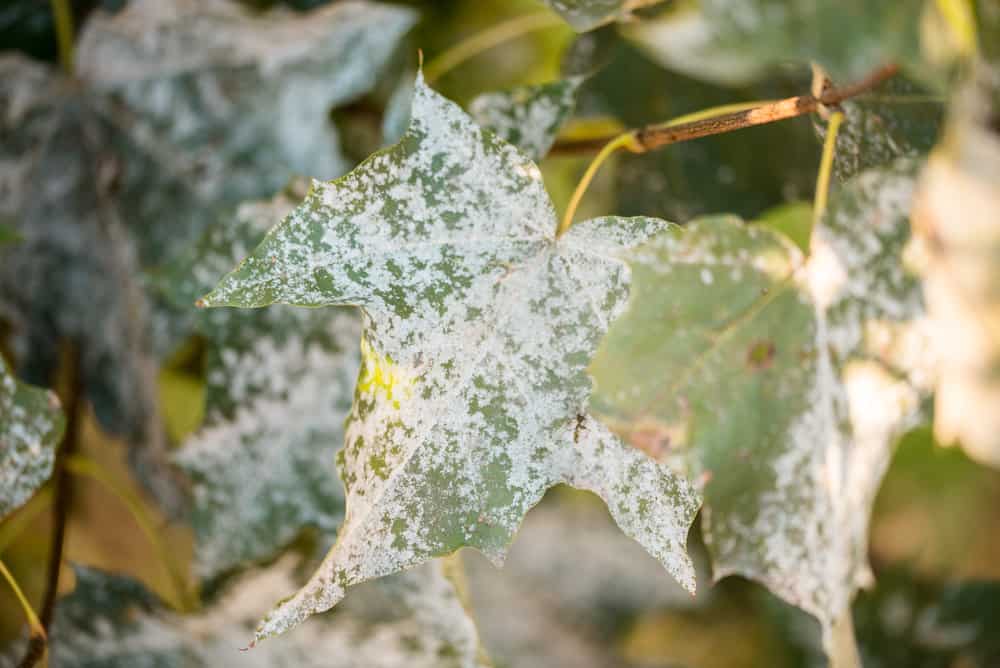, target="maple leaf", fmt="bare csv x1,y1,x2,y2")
201,73,700,640
589,159,931,655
